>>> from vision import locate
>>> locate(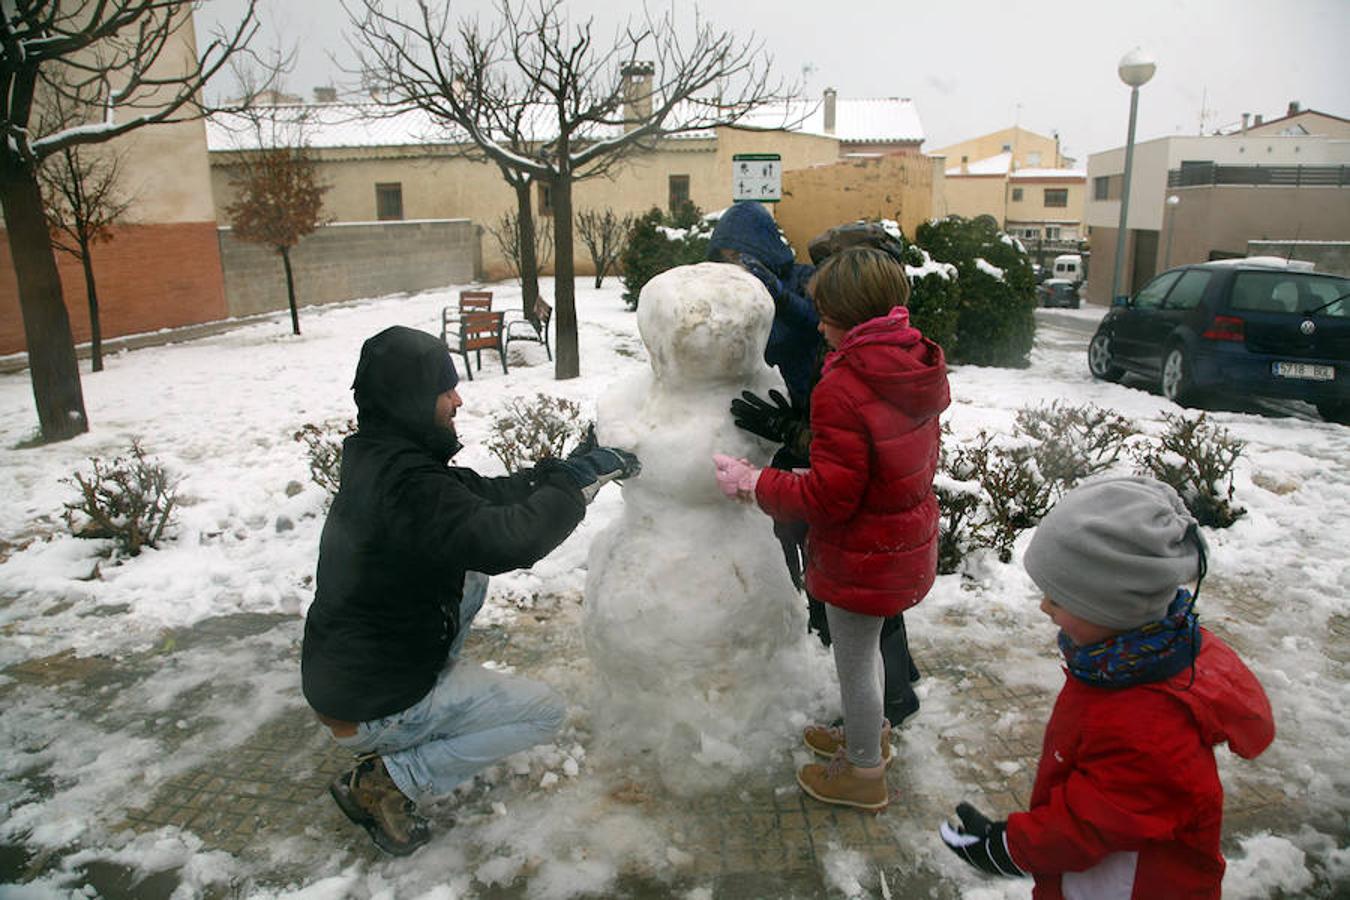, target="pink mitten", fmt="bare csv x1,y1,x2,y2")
712,454,761,500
